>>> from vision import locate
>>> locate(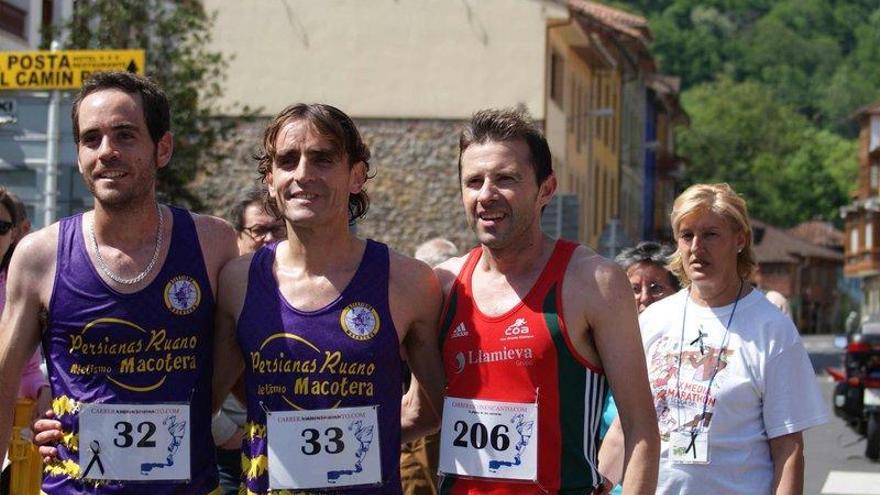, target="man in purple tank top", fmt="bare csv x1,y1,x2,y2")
211,104,446,494
0,71,238,494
